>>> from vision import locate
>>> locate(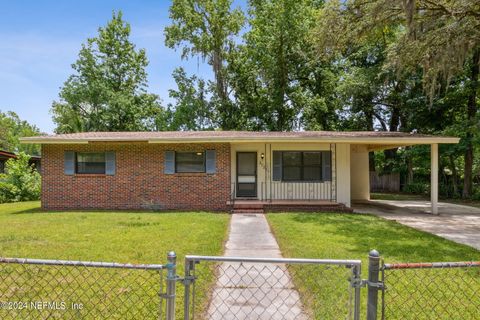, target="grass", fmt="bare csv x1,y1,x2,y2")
371,192,480,208
370,192,428,201
0,201,230,319
267,212,480,319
